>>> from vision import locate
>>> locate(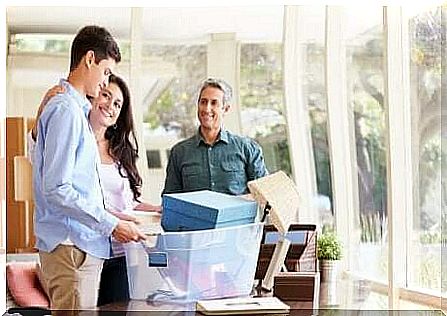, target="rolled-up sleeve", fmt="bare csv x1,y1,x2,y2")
245,140,268,181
